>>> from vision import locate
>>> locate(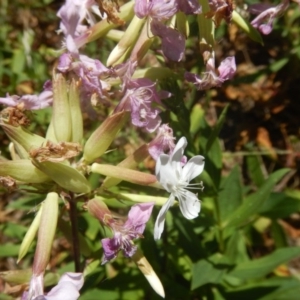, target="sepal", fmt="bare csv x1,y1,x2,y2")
18,204,43,263
32,160,91,193
0,159,50,183
83,111,129,164
33,192,59,275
